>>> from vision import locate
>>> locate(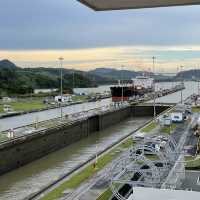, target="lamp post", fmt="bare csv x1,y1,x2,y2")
198,66,200,95
59,57,64,118
121,65,124,103
152,56,156,120
180,66,184,104
73,71,75,91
